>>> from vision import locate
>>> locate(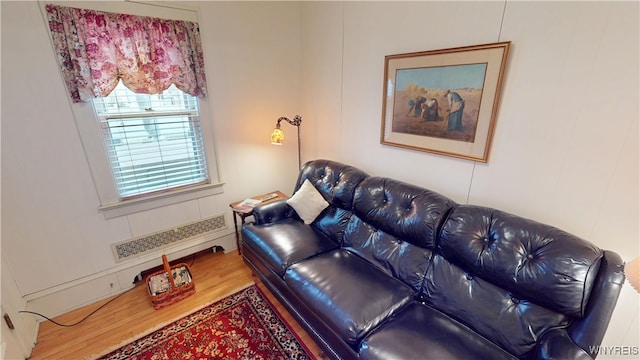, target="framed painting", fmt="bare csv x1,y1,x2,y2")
380,42,511,162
